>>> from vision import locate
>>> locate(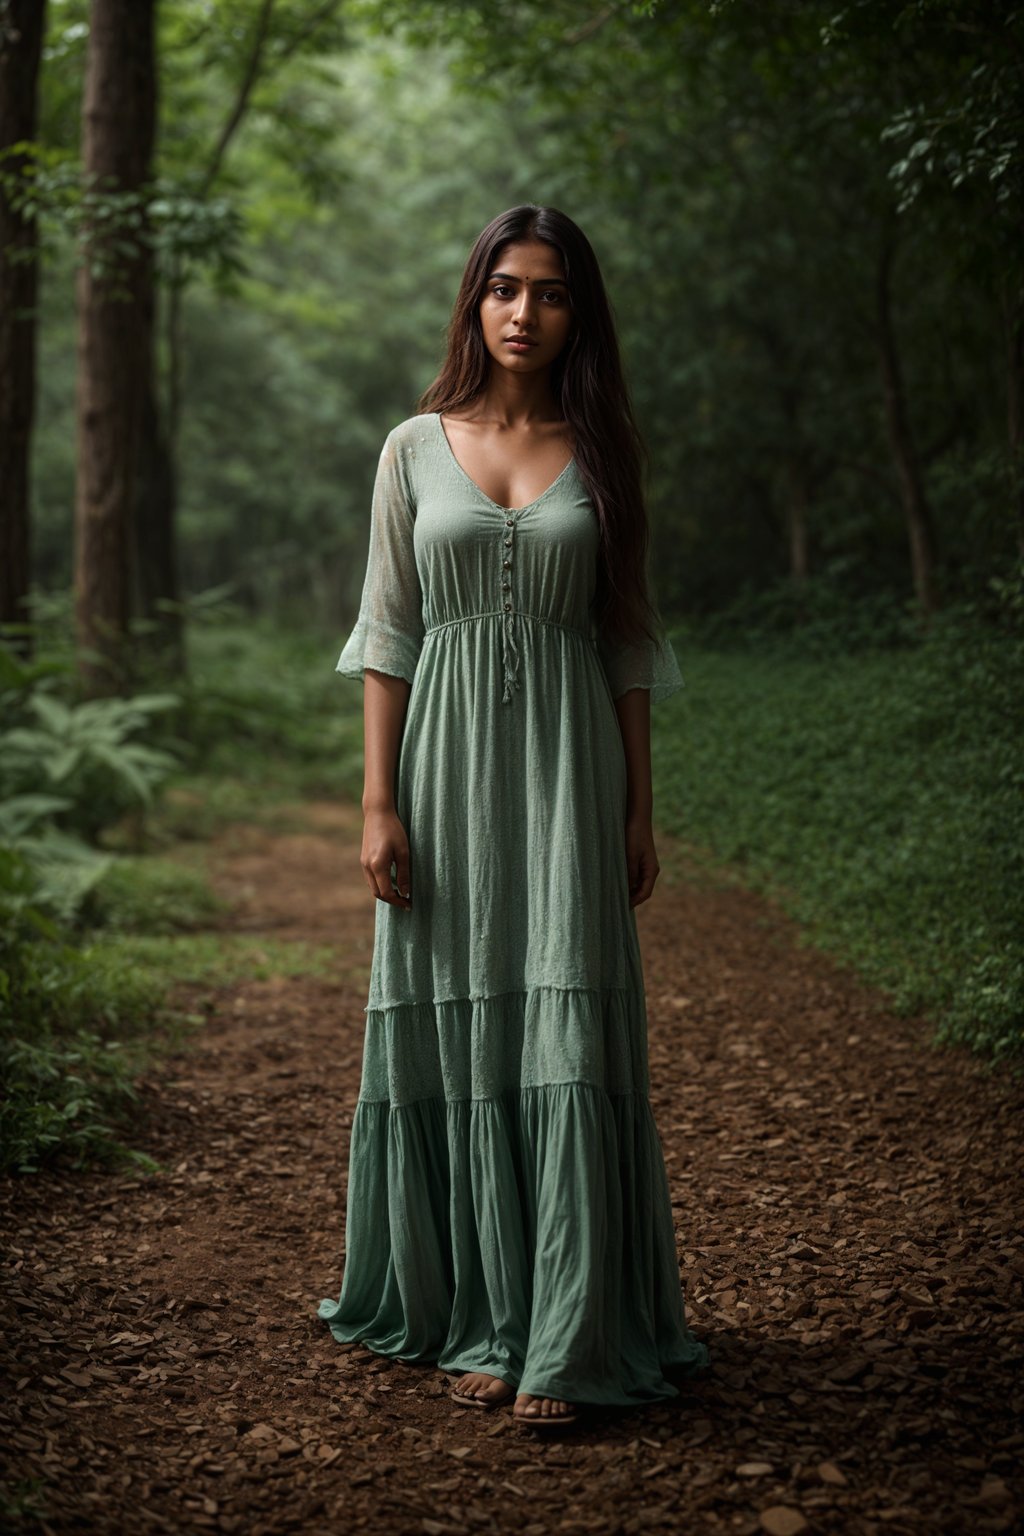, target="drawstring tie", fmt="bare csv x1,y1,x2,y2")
502,609,521,703
500,511,521,704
